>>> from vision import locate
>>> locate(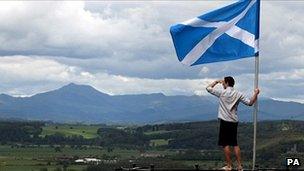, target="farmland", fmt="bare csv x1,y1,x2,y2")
0,120,303,170
41,124,100,139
